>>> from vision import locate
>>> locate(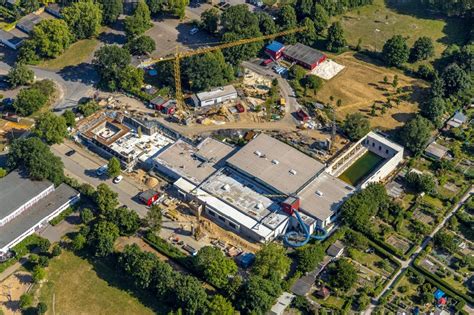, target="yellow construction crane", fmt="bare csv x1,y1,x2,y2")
143,26,308,113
